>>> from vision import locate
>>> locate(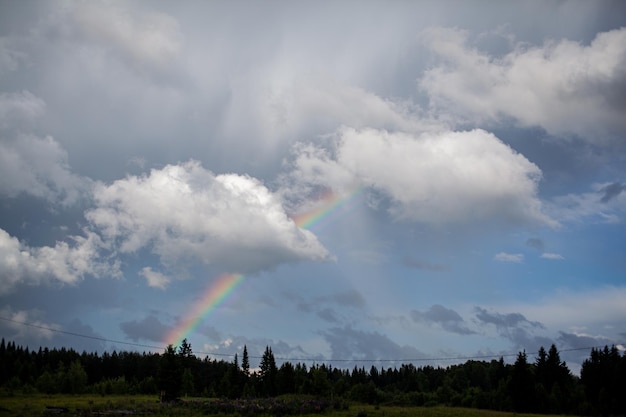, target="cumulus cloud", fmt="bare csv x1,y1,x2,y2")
139,267,171,290
541,252,565,260
0,228,118,293
420,27,626,142
494,252,524,263
284,127,553,227
411,304,475,335
0,133,89,204
0,91,90,204
86,161,330,274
